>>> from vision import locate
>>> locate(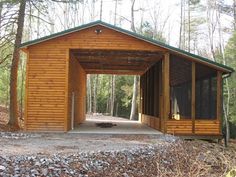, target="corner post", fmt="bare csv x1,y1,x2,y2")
191,62,196,134
24,50,29,131
64,49,70,132
217,71,222,134
140,75,143,123
163,52,170,133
